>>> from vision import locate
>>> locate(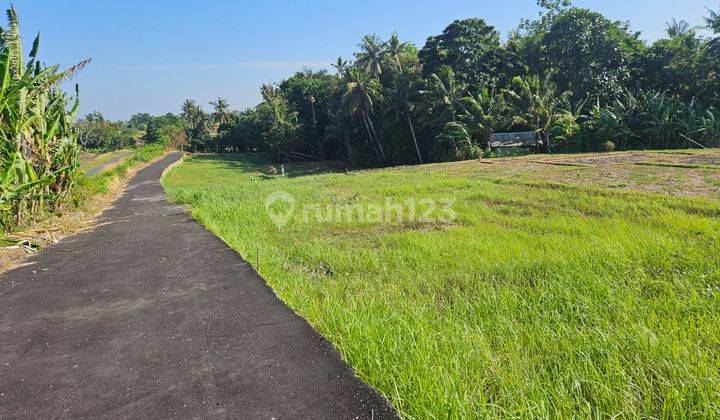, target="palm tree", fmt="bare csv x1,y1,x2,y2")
458,89,501,149
325,105,356,164
386,32,408,73
355,35,386,78
703,6,720,52
209,98,232,126
503,74,571,152
387,73,422,163
332,57,350,77
181,99,211,144
343,69,385,161
181,99,201,129
421,66,467,129
259,85,285,117
382,32,422,162
666,18,692,38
